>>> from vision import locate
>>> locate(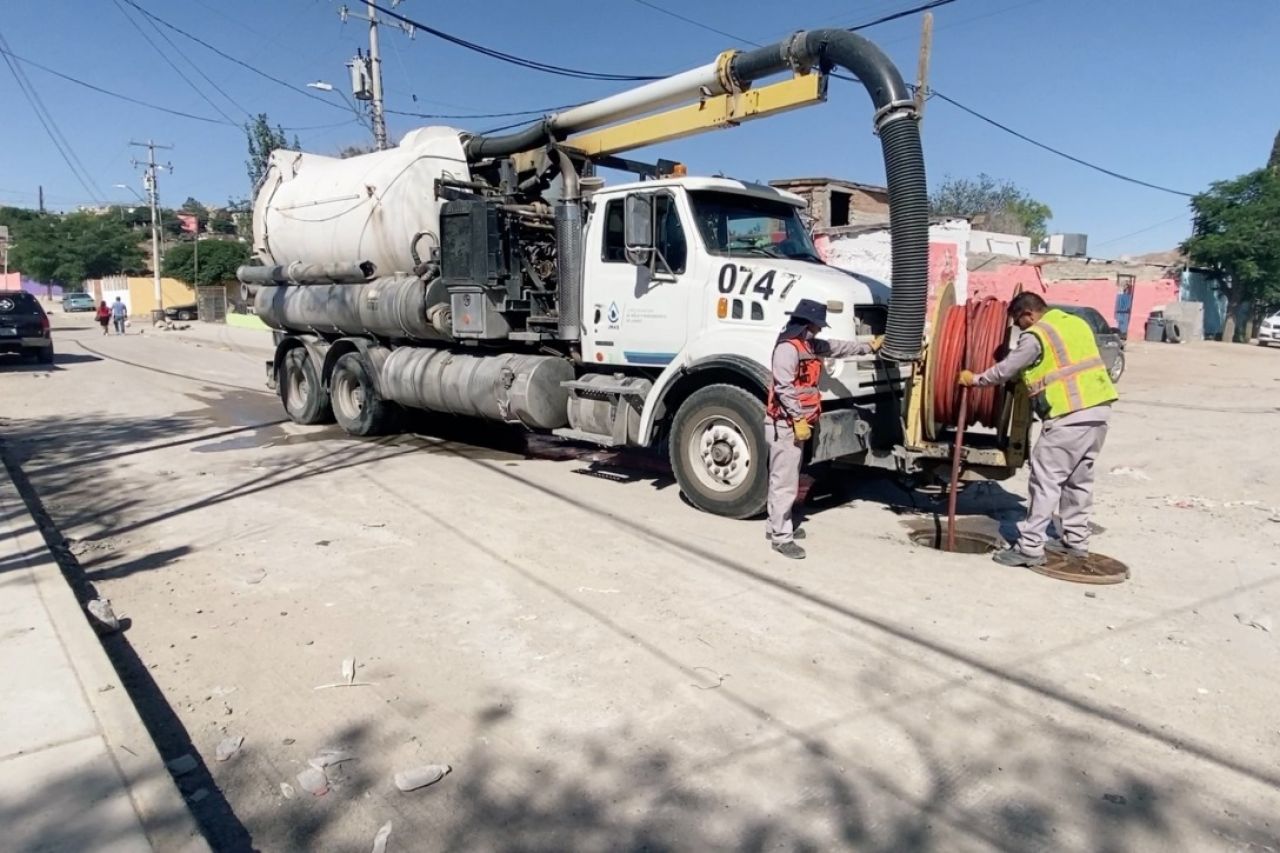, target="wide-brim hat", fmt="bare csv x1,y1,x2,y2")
788,298,828,328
